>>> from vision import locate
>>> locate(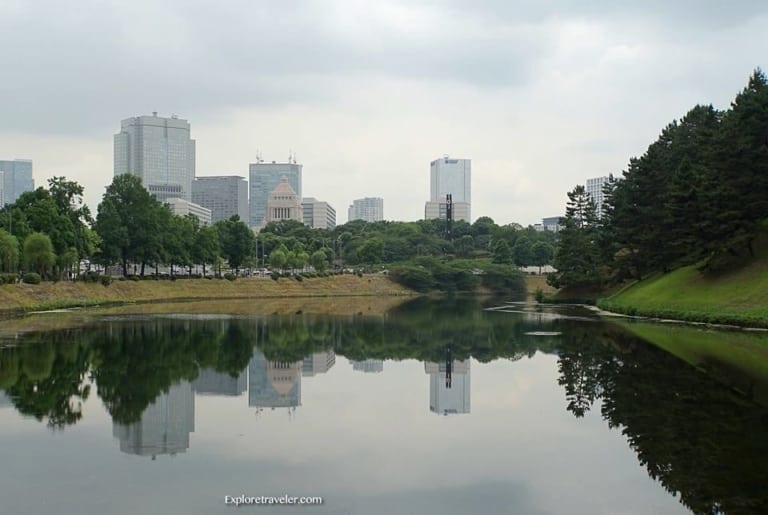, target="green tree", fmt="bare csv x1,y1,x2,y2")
269,248,287,271
492,239,513,264
513,236,533,267
23,232,56,277
531,241,554,273
310,249,329,272
0,229,20,273
215,216,254,274
94,174,164,276
193,225,220,277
